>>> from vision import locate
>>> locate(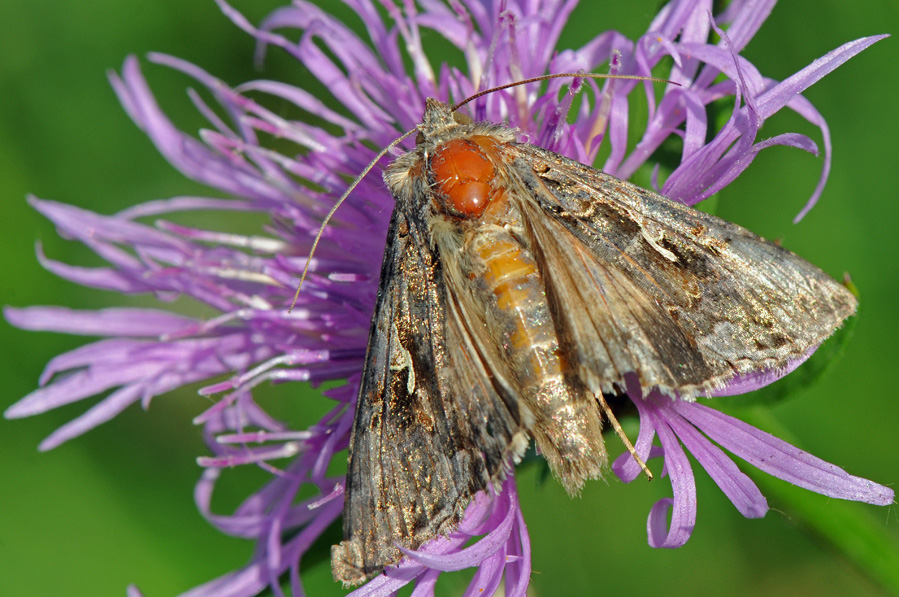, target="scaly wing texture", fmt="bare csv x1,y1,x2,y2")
513,145,856,398
332,206,529,584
